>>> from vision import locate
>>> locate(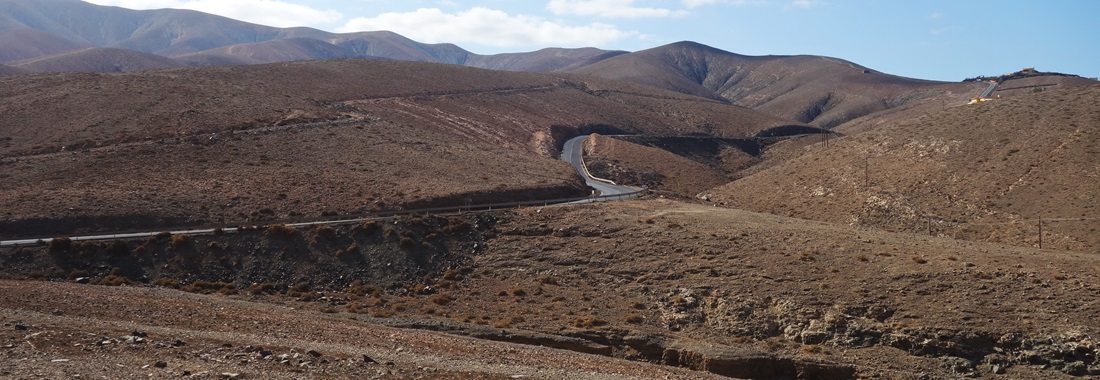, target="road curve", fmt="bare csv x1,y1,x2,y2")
561,135,637,196
979,81,998,98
